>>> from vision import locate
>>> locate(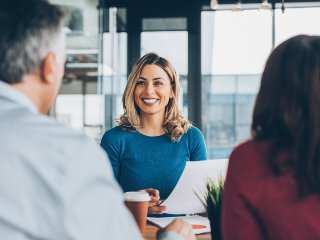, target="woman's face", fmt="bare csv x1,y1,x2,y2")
133,64,173,118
